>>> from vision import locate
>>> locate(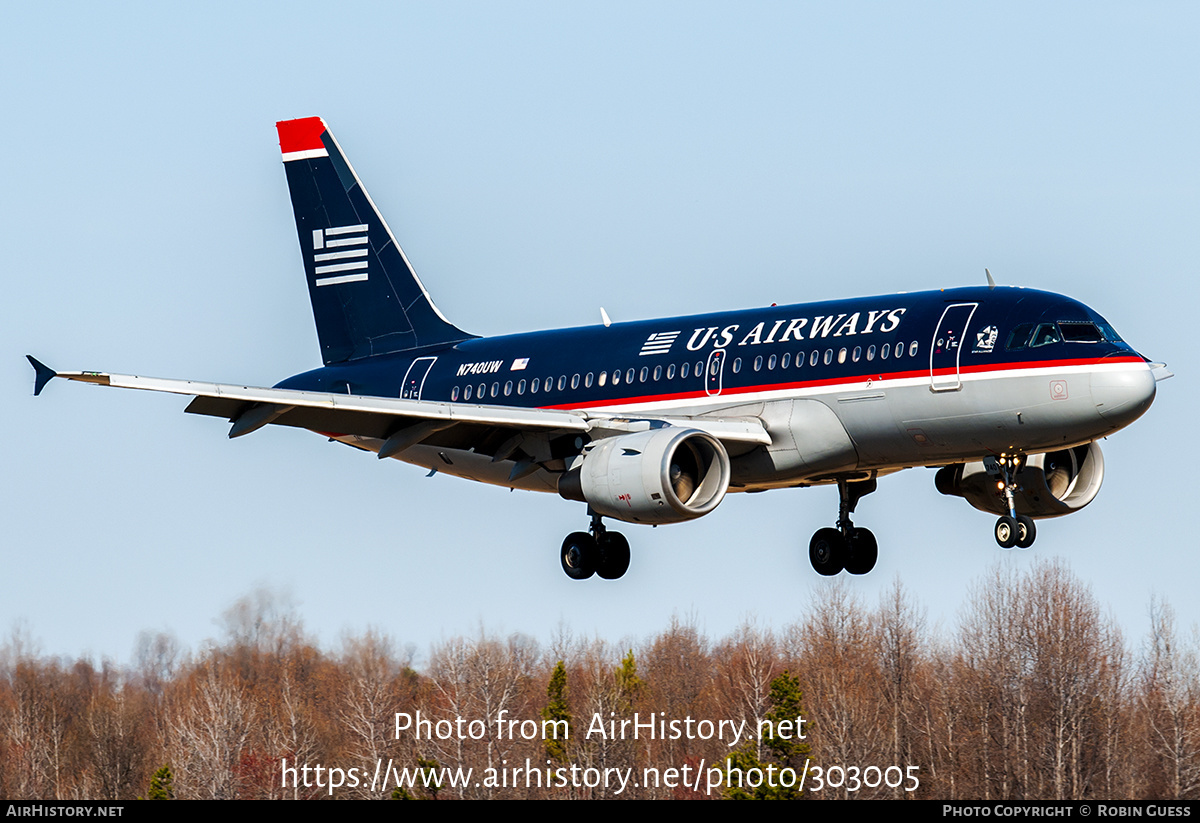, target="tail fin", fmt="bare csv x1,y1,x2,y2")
276,117,475,364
